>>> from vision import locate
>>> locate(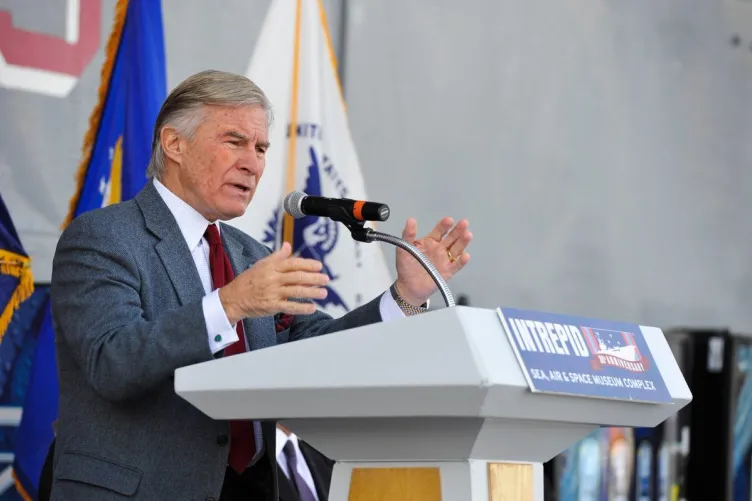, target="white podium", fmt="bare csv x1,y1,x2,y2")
175,306,691,501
